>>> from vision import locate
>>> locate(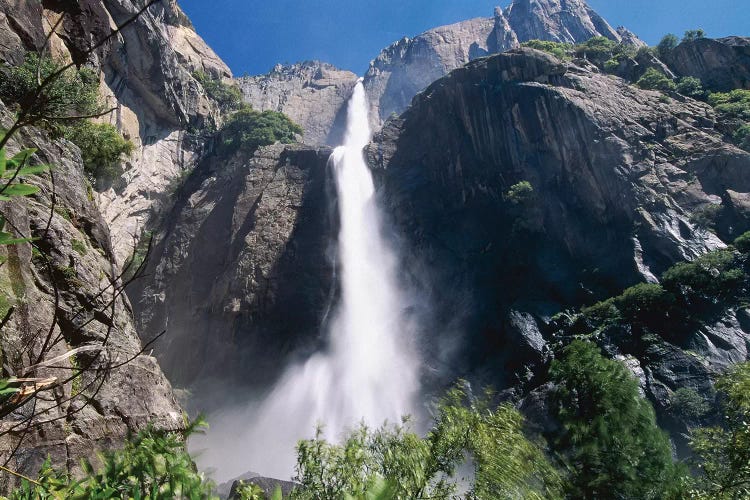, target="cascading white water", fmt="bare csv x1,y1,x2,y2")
194,81,421,481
